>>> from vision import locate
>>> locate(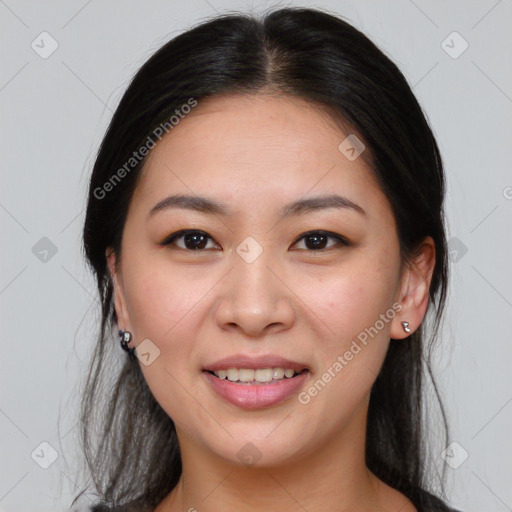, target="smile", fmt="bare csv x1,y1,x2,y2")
208,367,305,384
202,369,310,409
